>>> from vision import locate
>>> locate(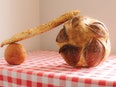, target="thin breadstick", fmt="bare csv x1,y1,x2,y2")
0,10,79,47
